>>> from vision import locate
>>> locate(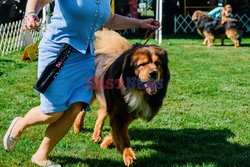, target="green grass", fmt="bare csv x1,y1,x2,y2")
0,36,250,167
